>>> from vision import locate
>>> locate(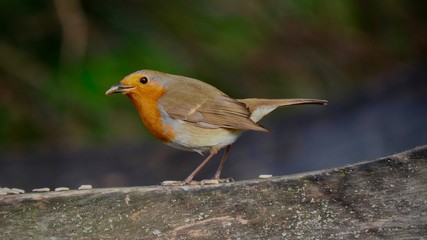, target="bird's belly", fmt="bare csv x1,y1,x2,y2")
166,121,242,154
